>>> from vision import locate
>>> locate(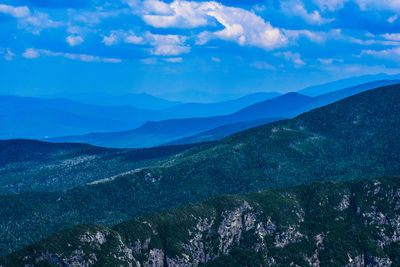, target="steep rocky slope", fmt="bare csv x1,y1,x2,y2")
2,177,400,266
